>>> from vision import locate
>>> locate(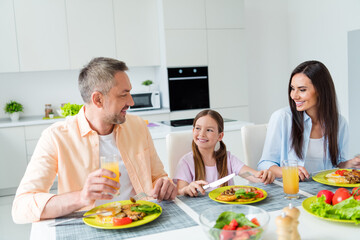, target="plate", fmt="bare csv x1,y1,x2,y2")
302,196,356,223
83,200,162,229
312,169,360,187
208,185,267,204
